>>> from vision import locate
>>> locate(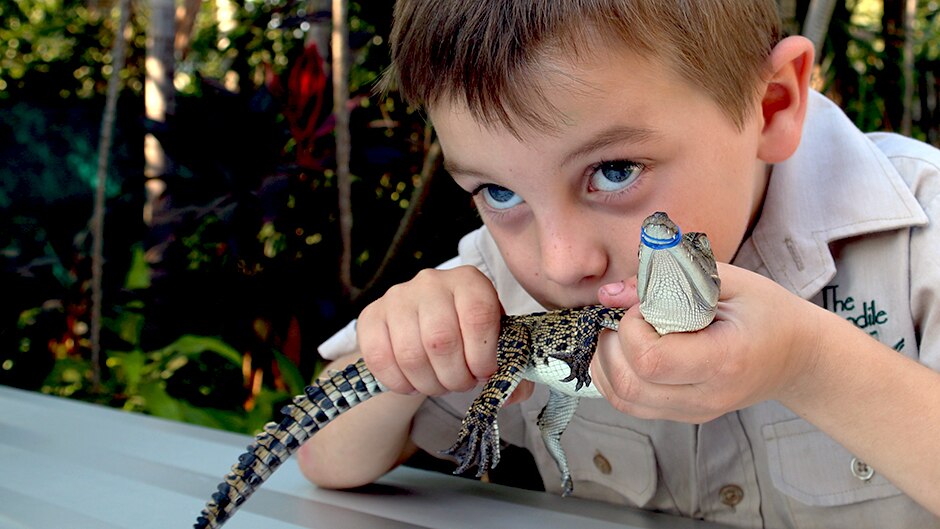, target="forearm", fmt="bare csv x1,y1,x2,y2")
296,354,426,489
780,306,940,515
